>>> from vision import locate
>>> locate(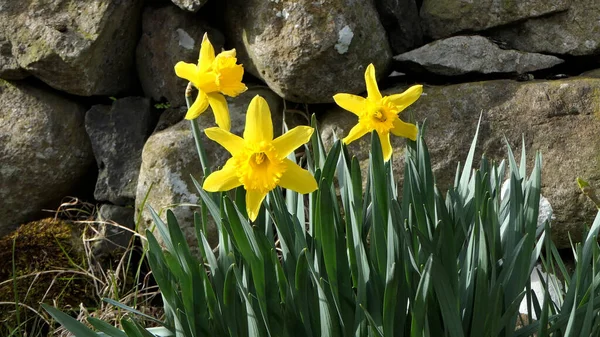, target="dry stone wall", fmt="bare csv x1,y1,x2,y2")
1,0,599,249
